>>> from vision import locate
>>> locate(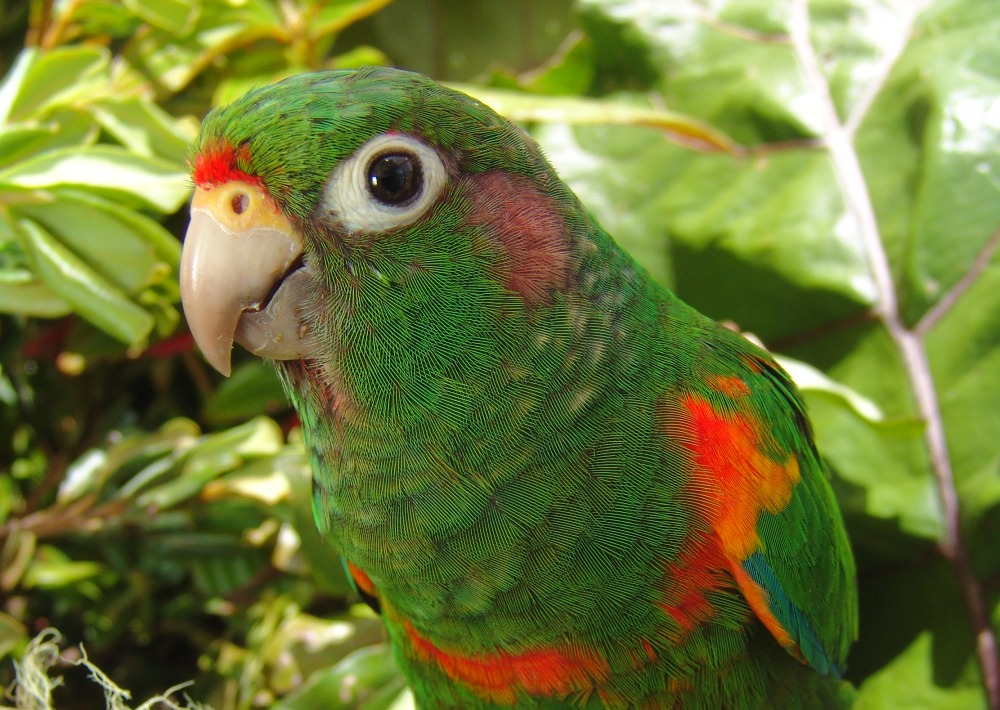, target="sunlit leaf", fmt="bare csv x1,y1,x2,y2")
88,97,195,163
0,146,189,213
776,355,886,424
15,218,154,344
2,47,110,122
0,268,71,317
0,126,61,169
16,190,179,295
312,0,397,37
464,86,735,152
274,643,408,710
